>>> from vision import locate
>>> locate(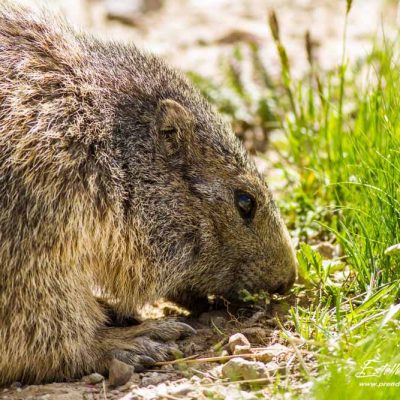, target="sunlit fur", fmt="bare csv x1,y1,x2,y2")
0,4,297,385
